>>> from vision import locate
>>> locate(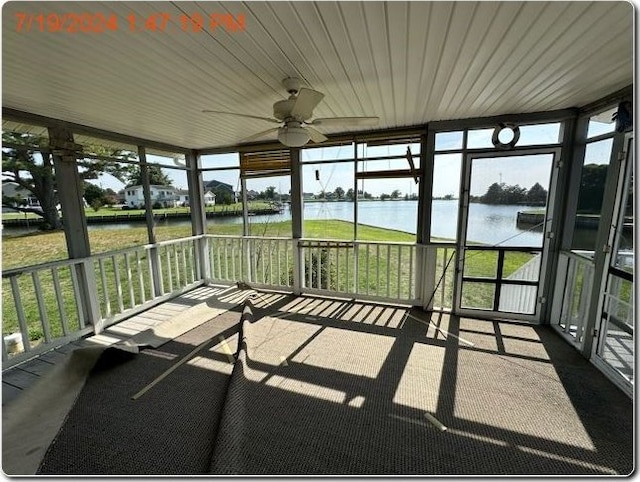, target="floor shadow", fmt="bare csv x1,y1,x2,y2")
29,291,635,475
